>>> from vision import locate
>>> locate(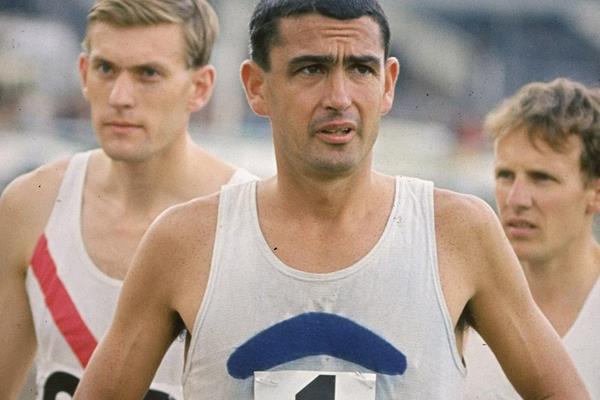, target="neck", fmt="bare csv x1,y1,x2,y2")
272,163,388,222
256,165,396,274
524,237,600,304
92,134,203,212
